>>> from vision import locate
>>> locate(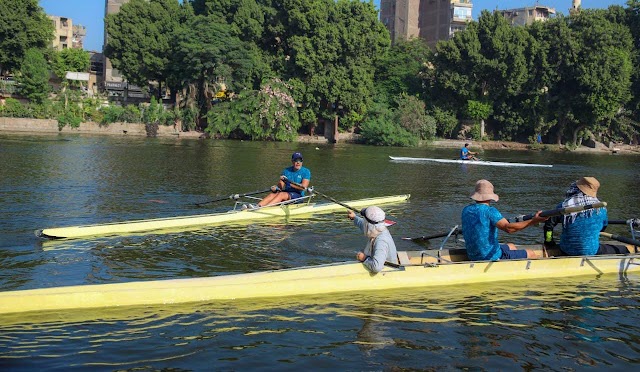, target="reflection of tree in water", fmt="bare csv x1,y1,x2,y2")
355,307,396,355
